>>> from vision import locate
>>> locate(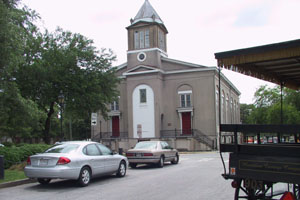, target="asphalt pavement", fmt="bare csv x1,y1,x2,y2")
0,152,235,200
